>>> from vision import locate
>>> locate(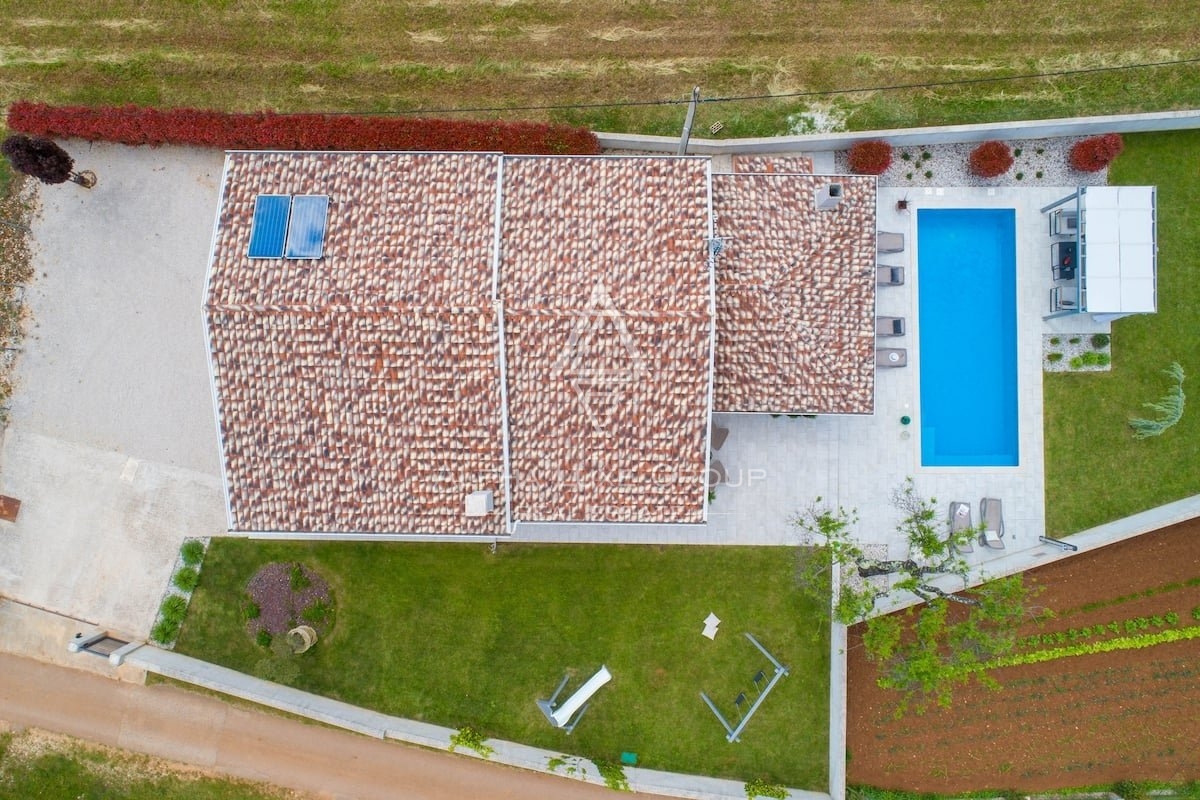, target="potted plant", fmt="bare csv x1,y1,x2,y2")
896,195,911,212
